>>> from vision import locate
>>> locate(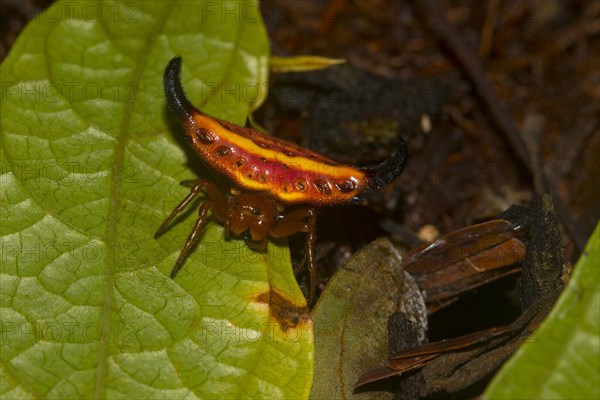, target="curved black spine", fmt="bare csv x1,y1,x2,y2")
164,56,196,122
363,137,408,189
